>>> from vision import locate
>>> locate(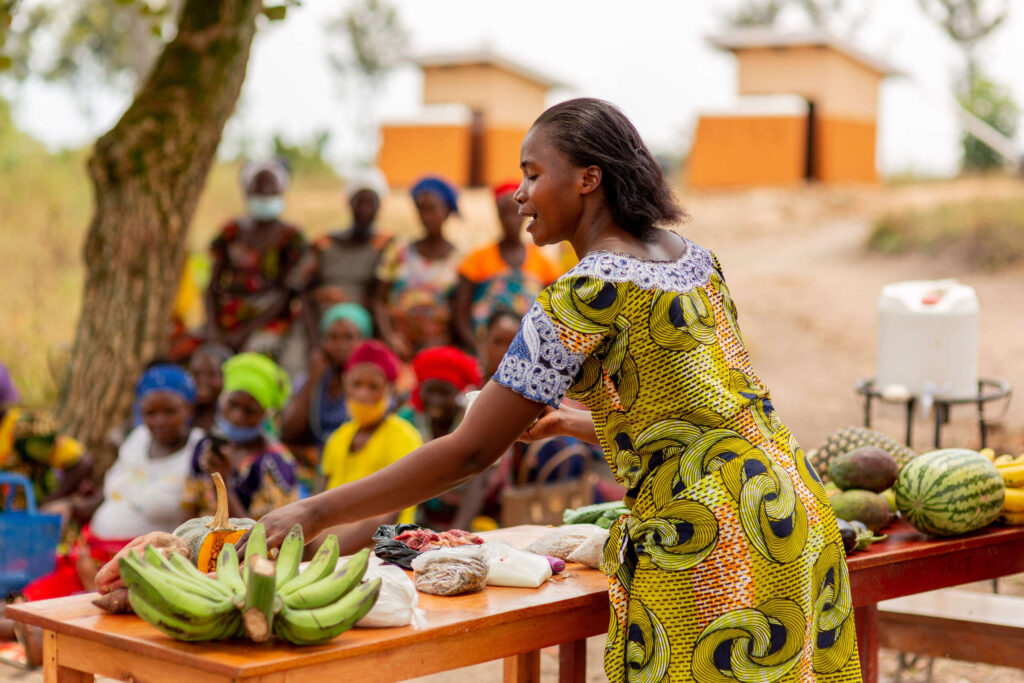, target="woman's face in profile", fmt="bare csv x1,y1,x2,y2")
516,126,582,247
